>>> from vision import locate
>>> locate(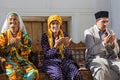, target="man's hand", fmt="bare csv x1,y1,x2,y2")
103,35,111,46
103,34,115,48
109,34,115,48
